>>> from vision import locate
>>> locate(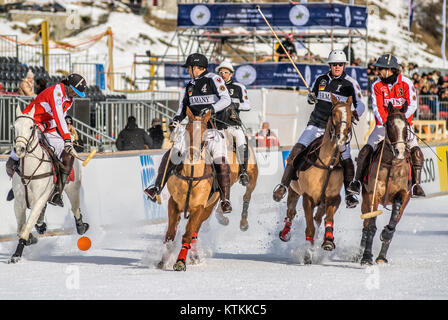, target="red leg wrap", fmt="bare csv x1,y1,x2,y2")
305,236,314,245
177,243,191,262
